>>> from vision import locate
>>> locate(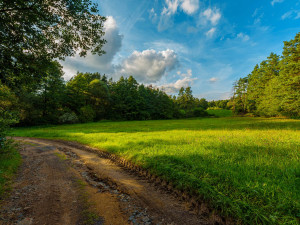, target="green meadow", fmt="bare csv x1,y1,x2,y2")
12,117,300,224
207,109,233,117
